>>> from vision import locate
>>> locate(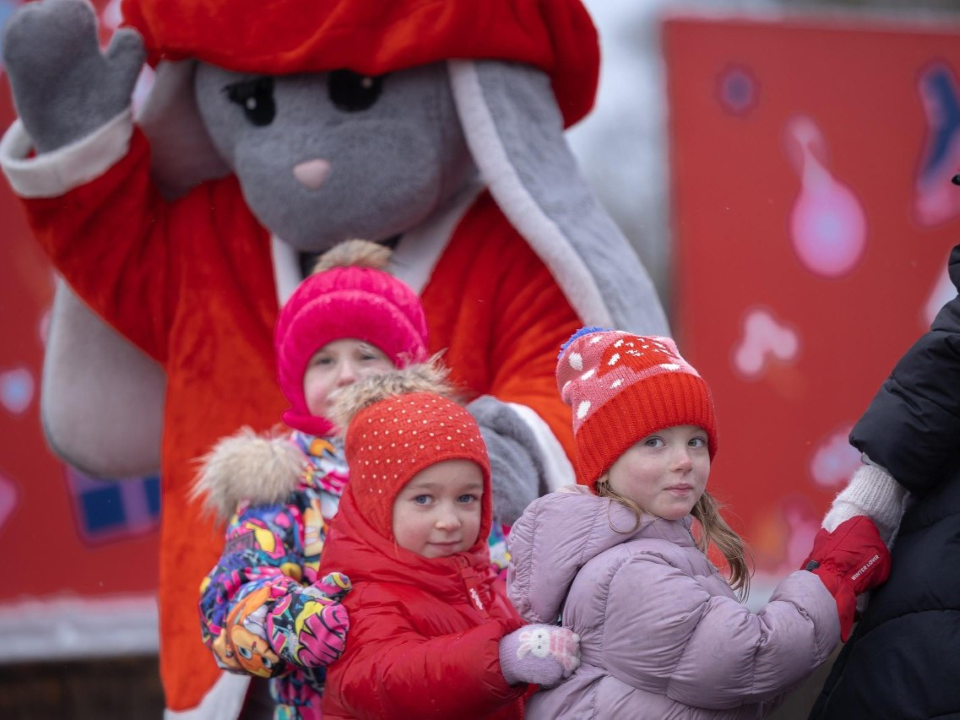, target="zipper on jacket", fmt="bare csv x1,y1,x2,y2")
457,556,486,612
